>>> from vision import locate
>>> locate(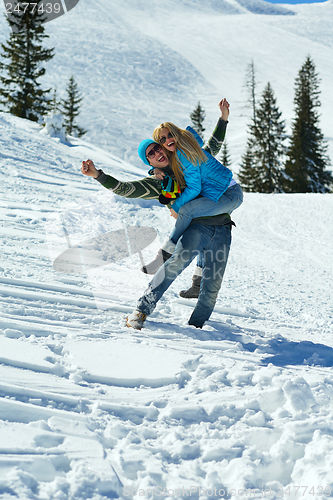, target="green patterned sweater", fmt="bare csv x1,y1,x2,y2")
95,118,228,200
